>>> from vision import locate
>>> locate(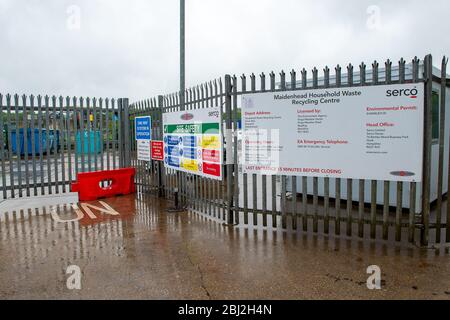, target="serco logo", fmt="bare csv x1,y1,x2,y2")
181,113,194,121
208,111,219,118
390,171,415,177
386,87,418,99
